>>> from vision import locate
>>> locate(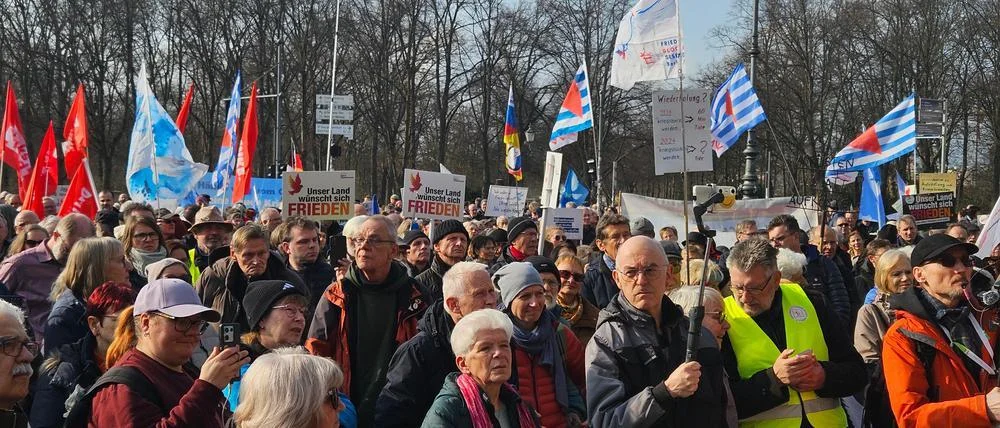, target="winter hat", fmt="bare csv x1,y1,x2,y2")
525,255,559,278
242,280,308,330
493,262,543,310
630,216,655,238
432,219,469,245
397,230,429,248
506,217,537,242
487,228,509,245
